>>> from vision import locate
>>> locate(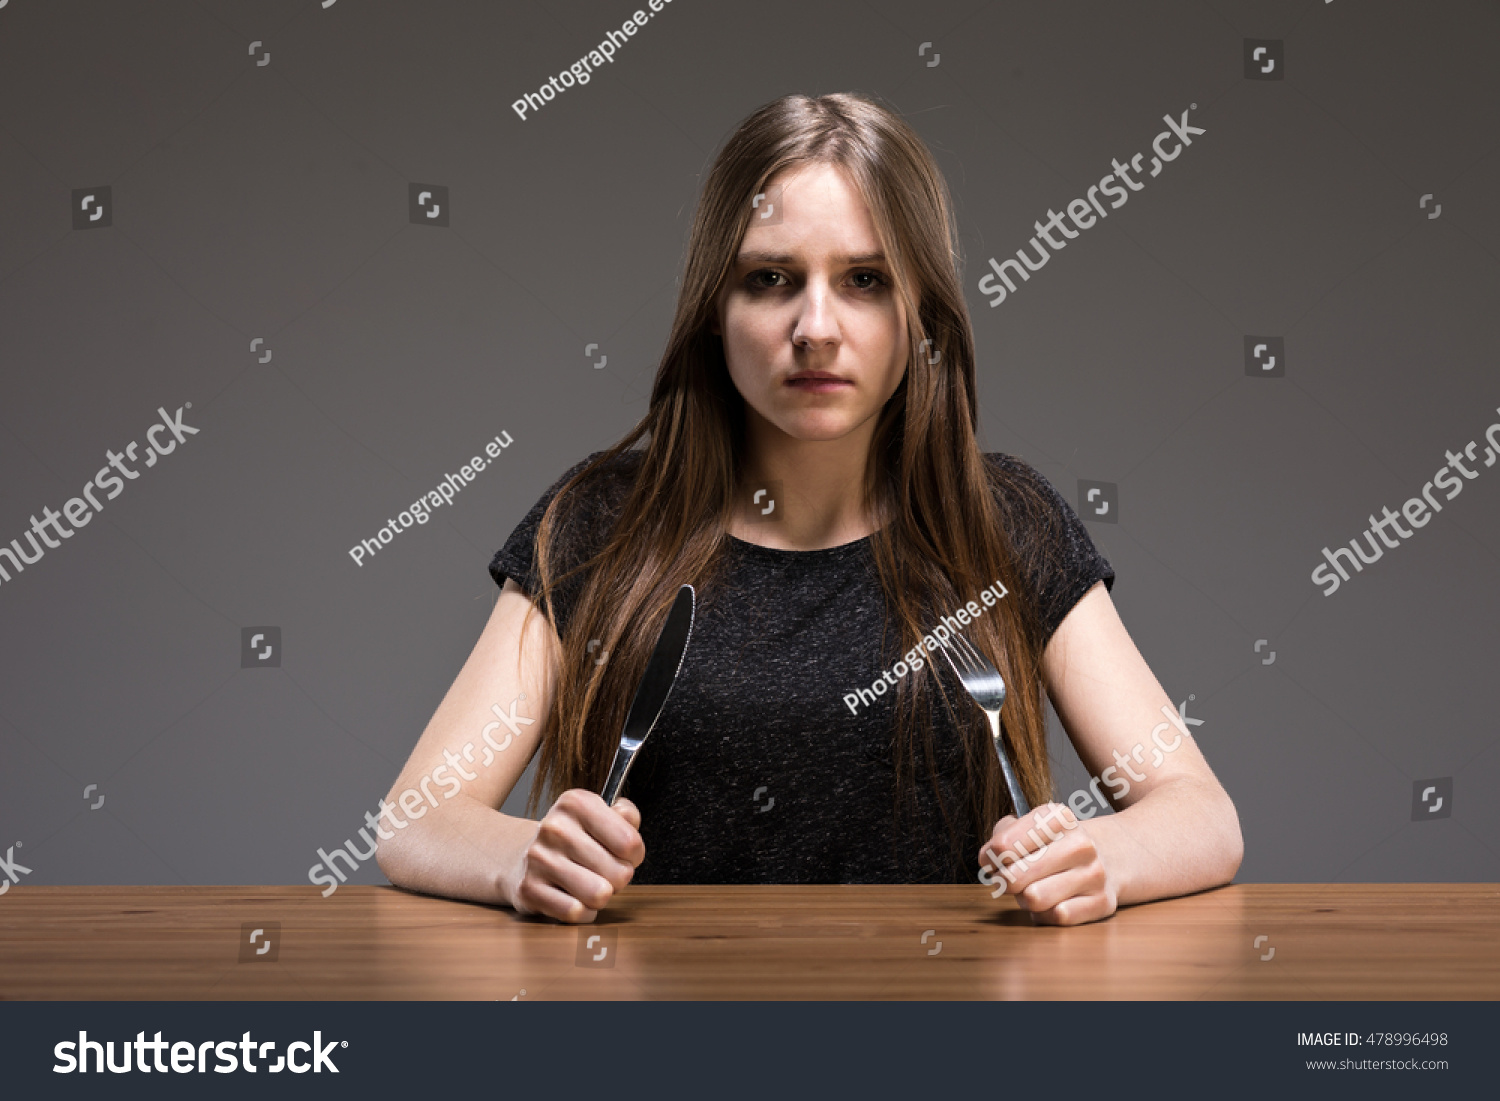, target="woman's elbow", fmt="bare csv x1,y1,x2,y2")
373,815,417,887
373,834,398,883
1212,786,1245,885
